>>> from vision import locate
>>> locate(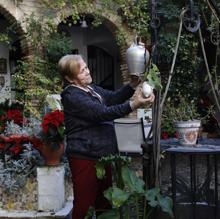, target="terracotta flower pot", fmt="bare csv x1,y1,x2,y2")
41,142,64,166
